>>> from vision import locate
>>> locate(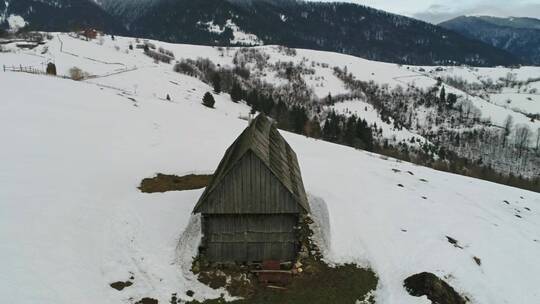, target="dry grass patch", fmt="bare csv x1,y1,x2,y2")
139,173,212,193
187,216,378,304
